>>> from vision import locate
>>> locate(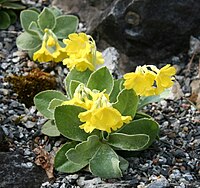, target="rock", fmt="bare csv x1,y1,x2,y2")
52,0,115,27
87,0,200,71
0,152,48,188
147,175,169,188
102,47,121,77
